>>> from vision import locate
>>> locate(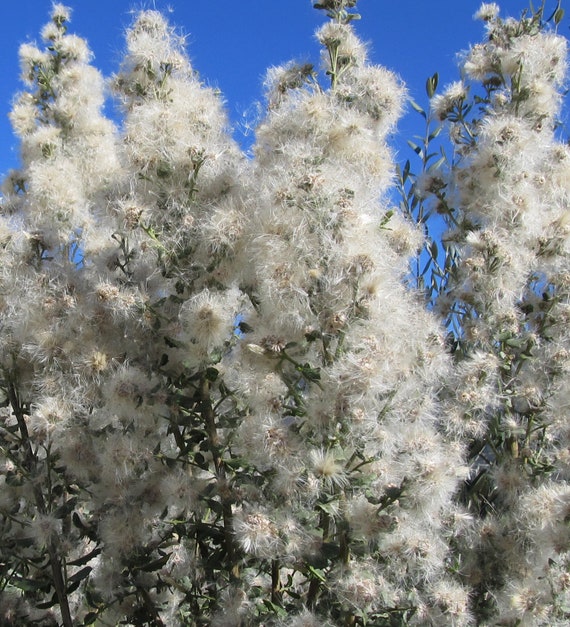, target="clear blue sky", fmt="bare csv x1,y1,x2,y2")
0,0,565,178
